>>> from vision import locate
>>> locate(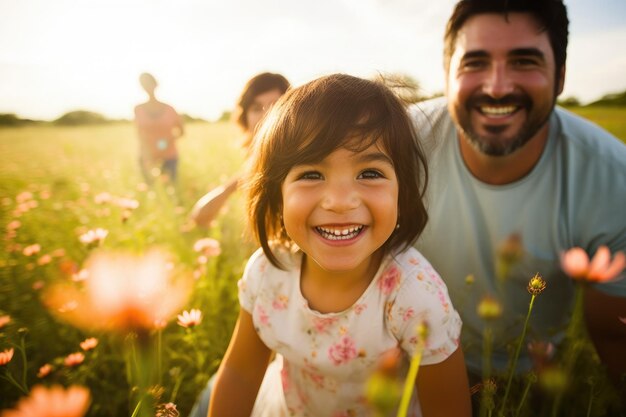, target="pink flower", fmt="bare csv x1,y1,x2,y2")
193,238,221,257
78,228,108,245
561,246,625,282
177,309,202,328
93,192,112,204
22,244,41,257
1,385,90,417
79,338,98,351
377,265,401,295
115,197,139,210
0,348,14,366
44,249,191,335
0,315,11,329
328,336,358,366
37,364,53,378
64,352,85,367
